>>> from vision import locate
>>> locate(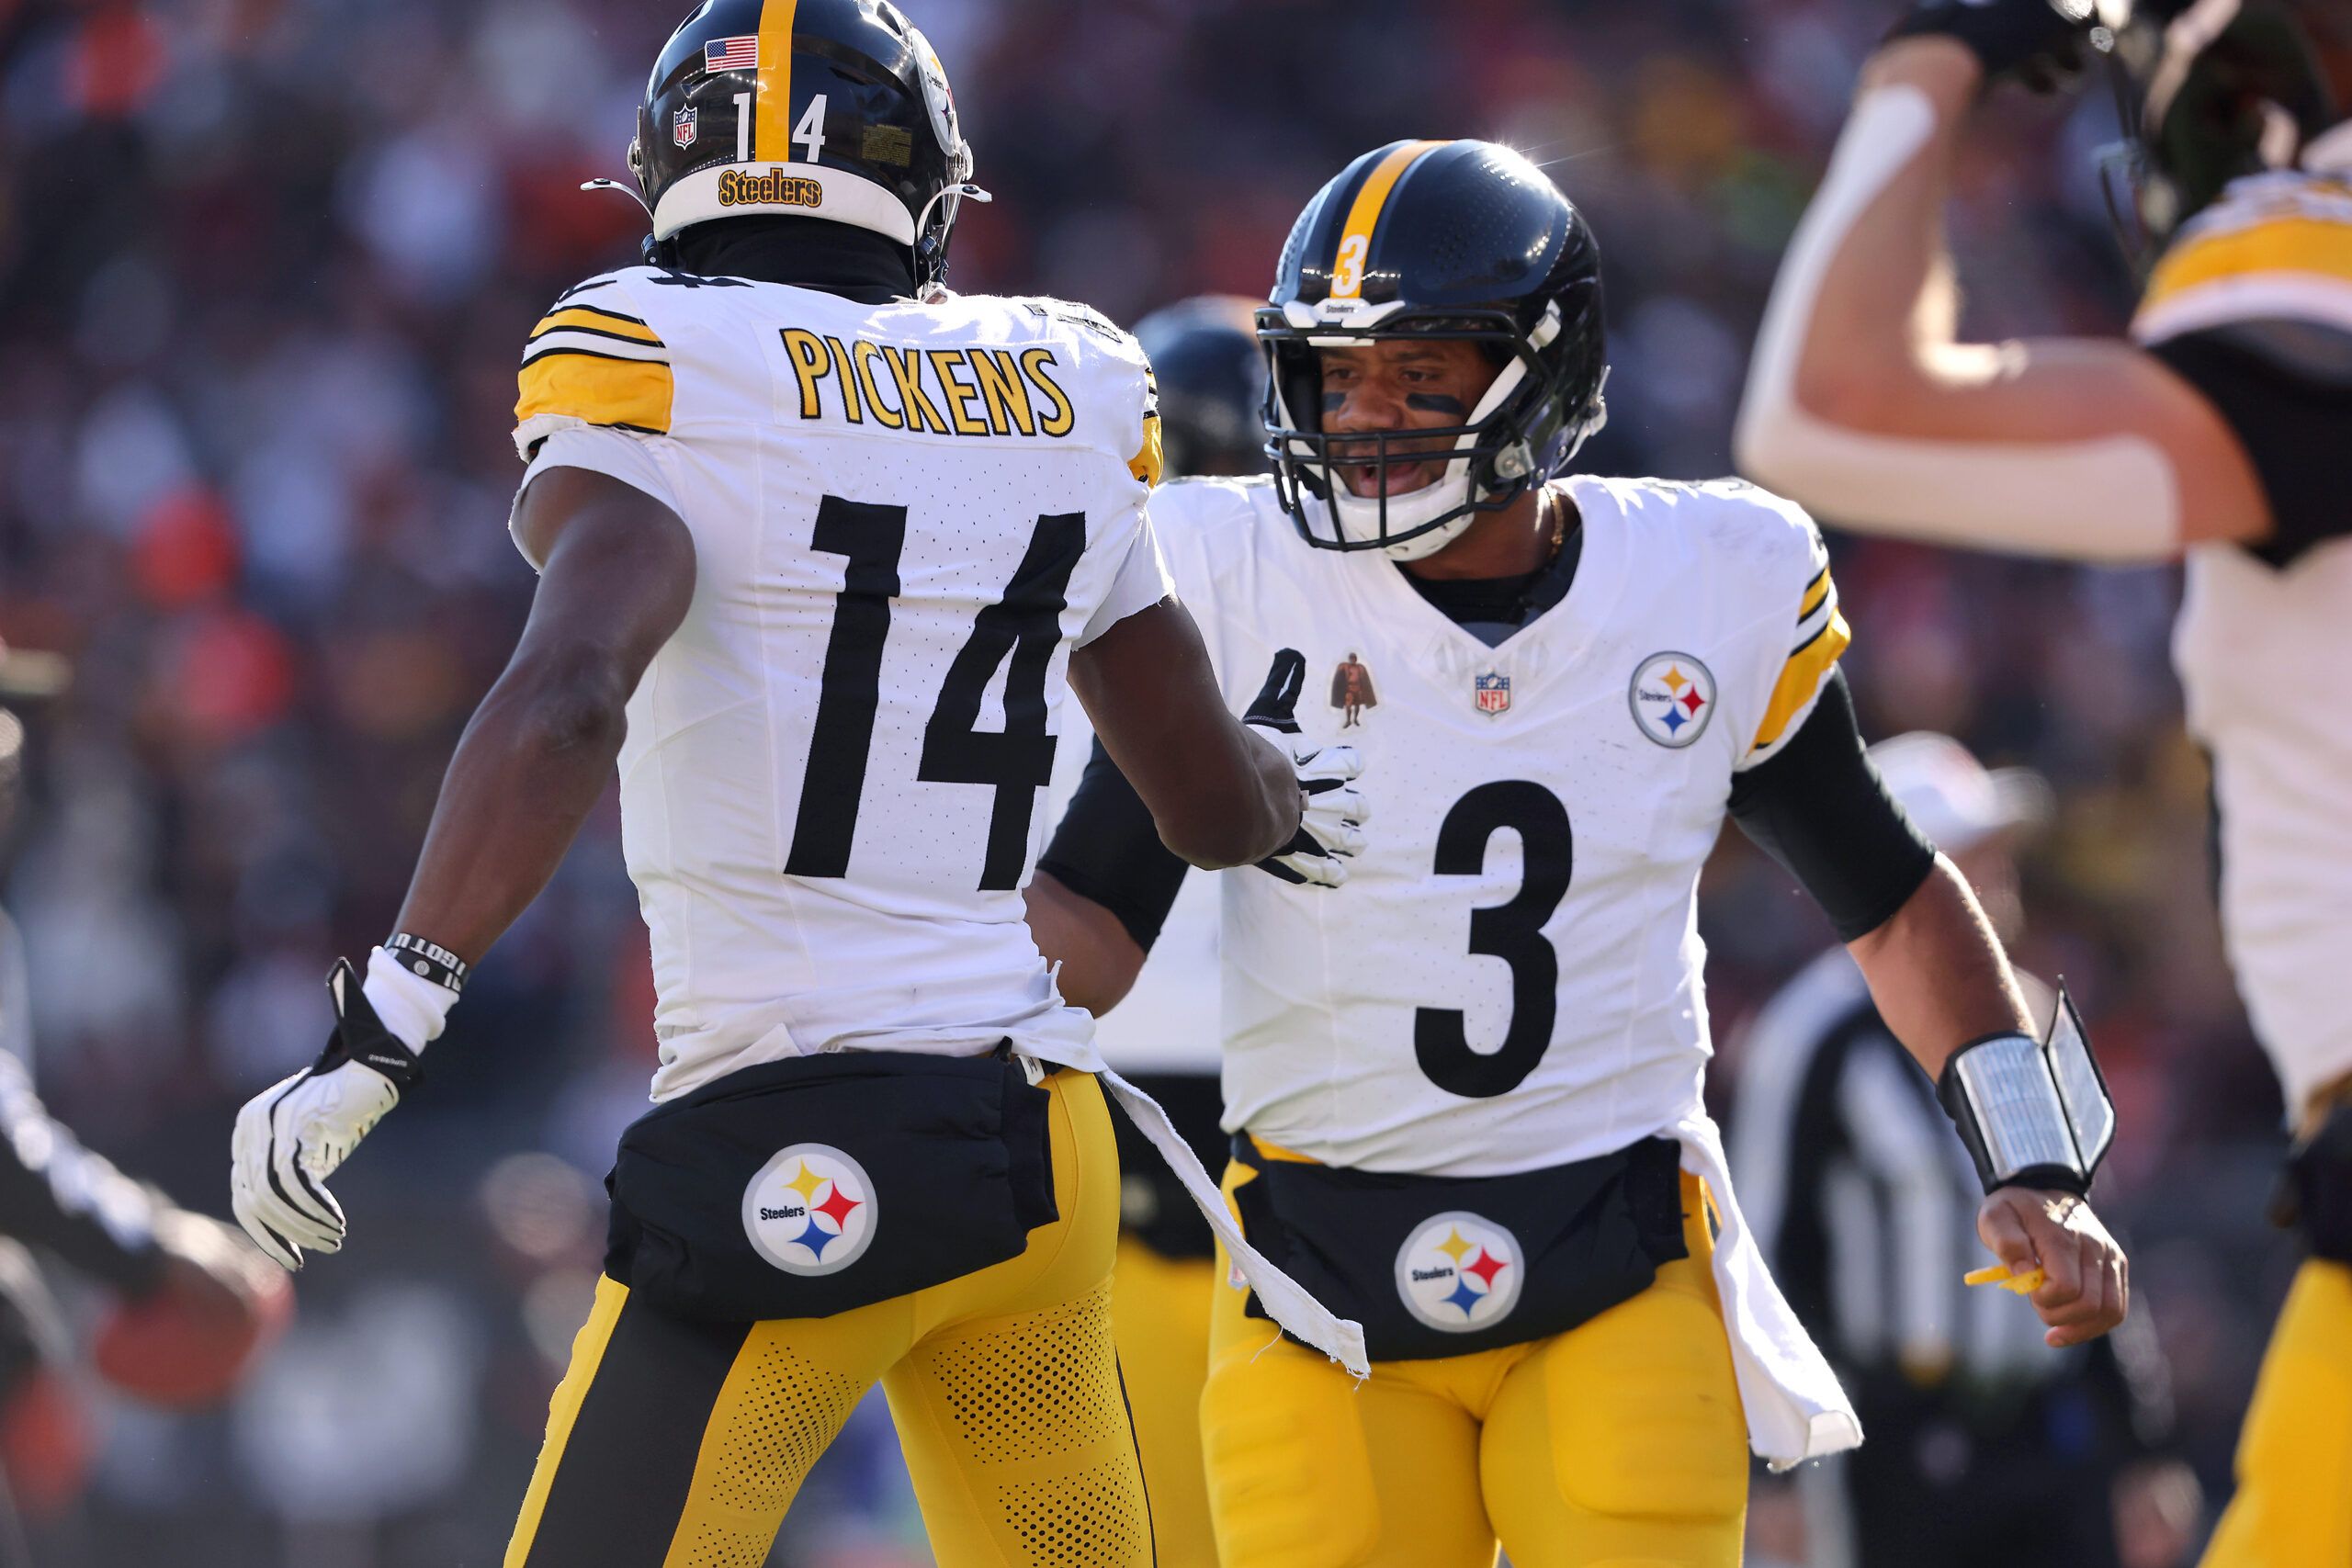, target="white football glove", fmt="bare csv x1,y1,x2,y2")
1244,649,1369,889
230,960,422,1270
